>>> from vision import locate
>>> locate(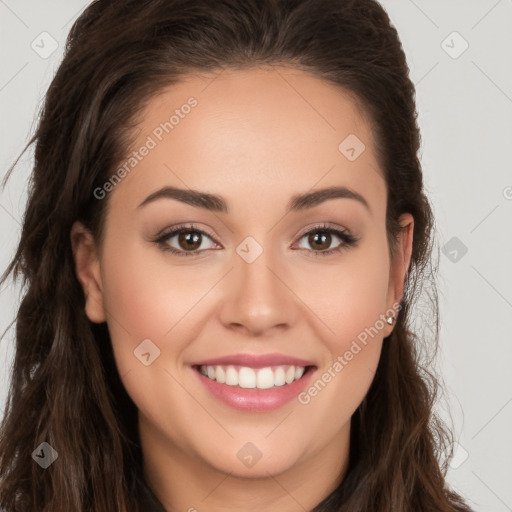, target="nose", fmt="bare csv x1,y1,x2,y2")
217,248,300,337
